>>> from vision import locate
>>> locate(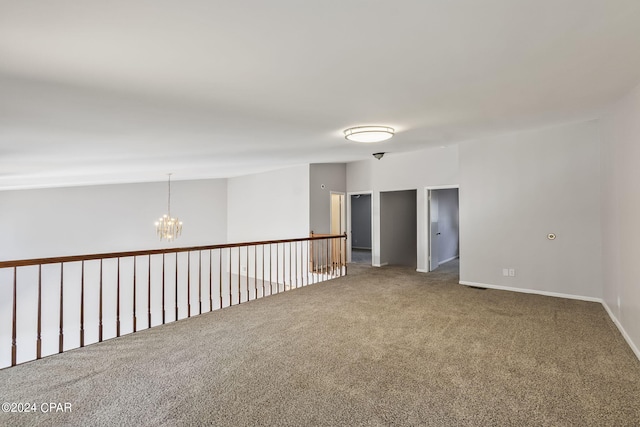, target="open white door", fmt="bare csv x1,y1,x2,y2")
330,193,345,235
330,193,346,270
429,190,440,271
